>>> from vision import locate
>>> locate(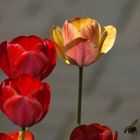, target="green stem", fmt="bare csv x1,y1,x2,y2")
21,127,25,140
77,67,83,125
